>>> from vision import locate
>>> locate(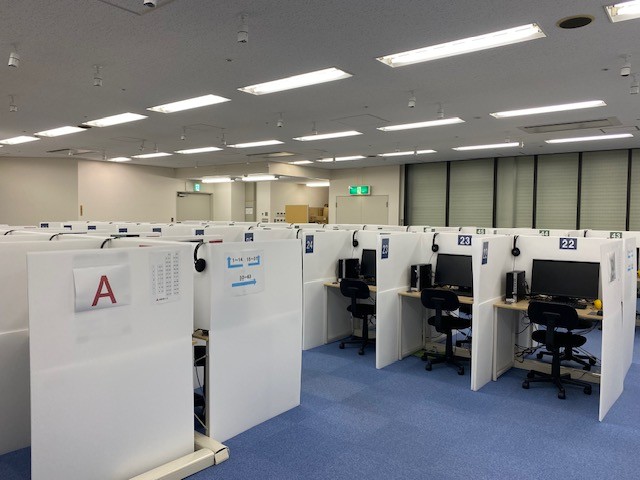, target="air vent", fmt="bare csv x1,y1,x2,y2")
518,117,621,134
47,148,98,155
599,125,640,134
332,114,390,128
